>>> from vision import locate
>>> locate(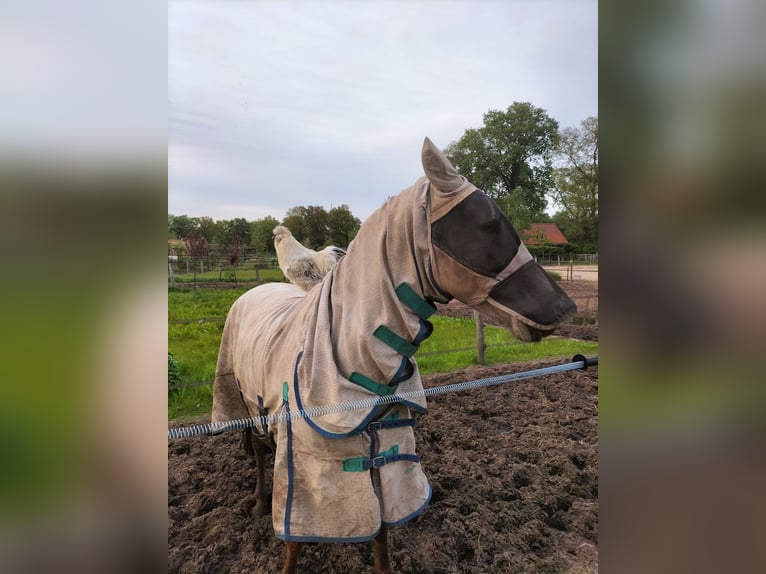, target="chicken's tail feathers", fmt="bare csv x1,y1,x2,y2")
328,246,346,259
